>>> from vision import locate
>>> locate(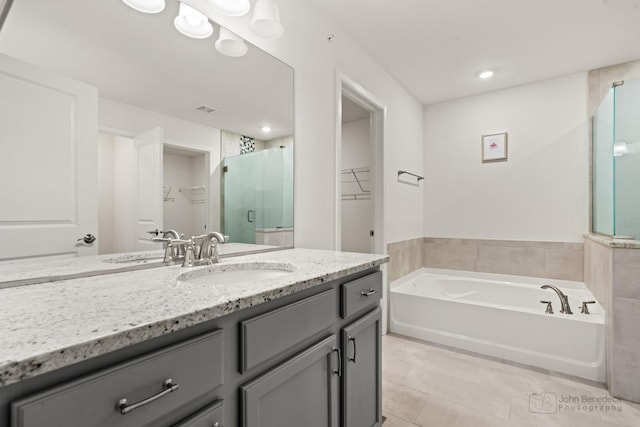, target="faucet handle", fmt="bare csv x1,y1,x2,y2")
540,300,554,314
151,237,172,243
580,301,596,314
